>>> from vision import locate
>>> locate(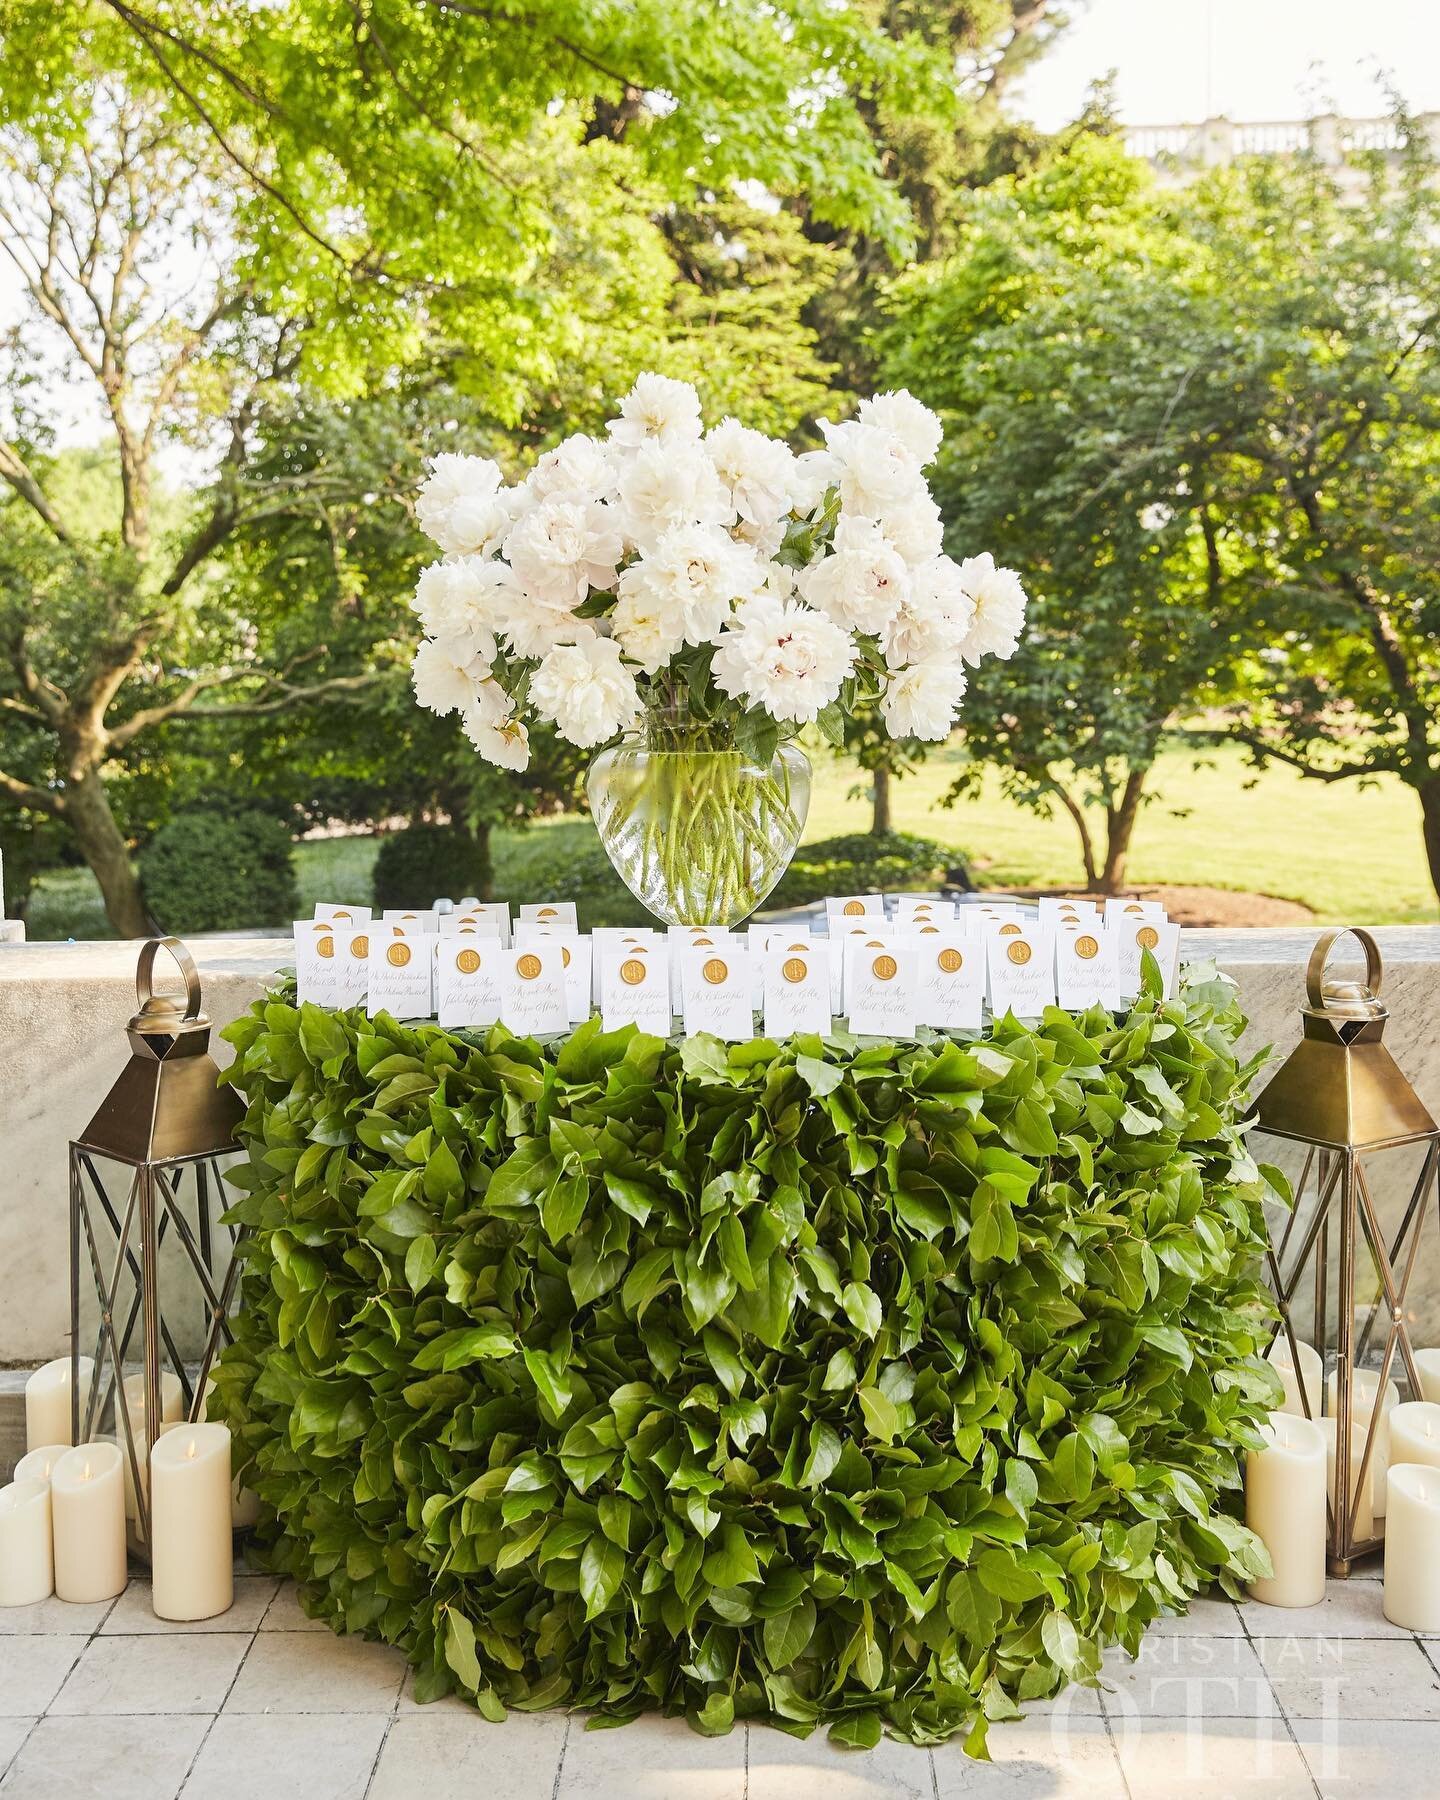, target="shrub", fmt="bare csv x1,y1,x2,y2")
767,831,967,910
372,825,492,911
495,825,651,929
140,810,298,933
